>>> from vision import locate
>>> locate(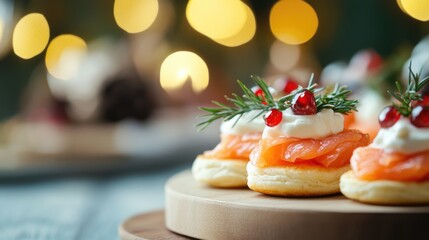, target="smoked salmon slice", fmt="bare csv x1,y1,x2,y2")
343,112,355,129
203,132,262,160
351,147,429,182
250,130,370,168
